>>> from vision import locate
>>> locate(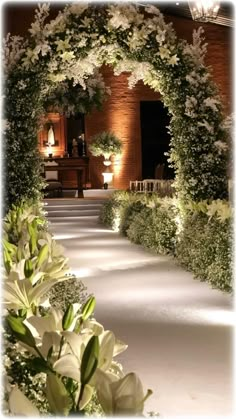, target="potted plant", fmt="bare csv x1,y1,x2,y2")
88,131,123,161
